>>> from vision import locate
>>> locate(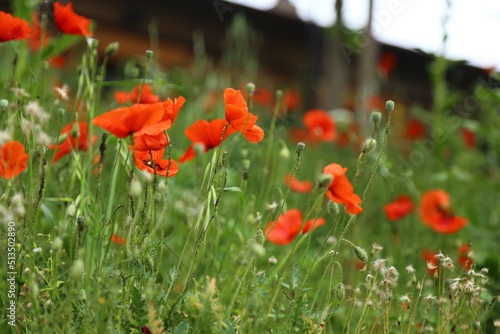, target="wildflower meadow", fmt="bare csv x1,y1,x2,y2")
1,2,500,333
